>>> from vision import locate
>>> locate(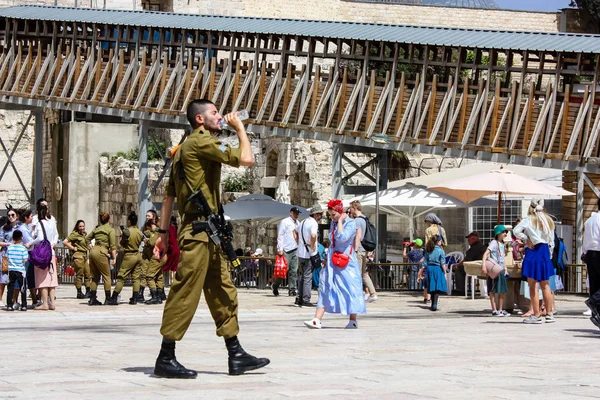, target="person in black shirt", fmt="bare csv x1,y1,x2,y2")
454,231,487,294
